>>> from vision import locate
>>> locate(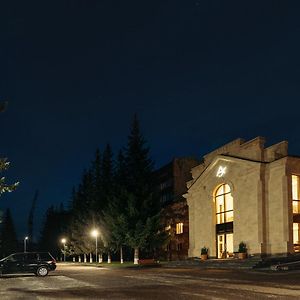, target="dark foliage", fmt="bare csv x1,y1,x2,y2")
0,209,18,257
39,205,70,259
39,115,166,261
